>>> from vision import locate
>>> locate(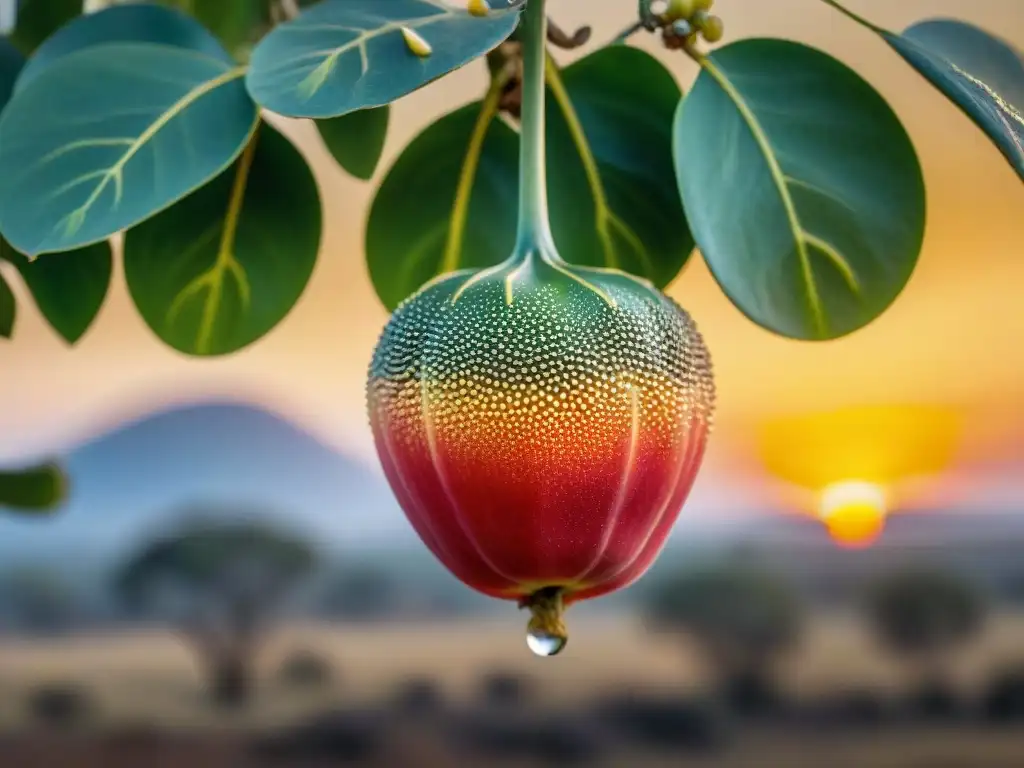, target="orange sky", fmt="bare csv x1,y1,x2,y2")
0,0,1021,512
